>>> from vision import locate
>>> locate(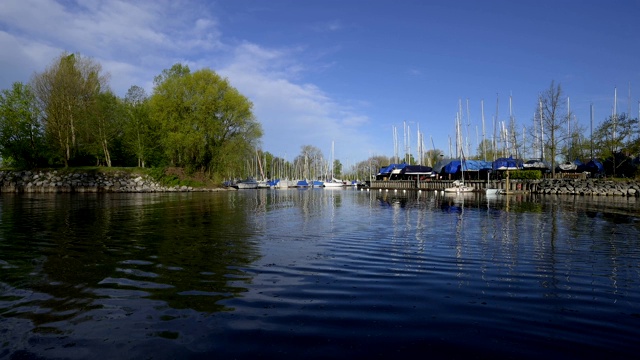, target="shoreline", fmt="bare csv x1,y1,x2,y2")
0,169,232,193
371,177,640,197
